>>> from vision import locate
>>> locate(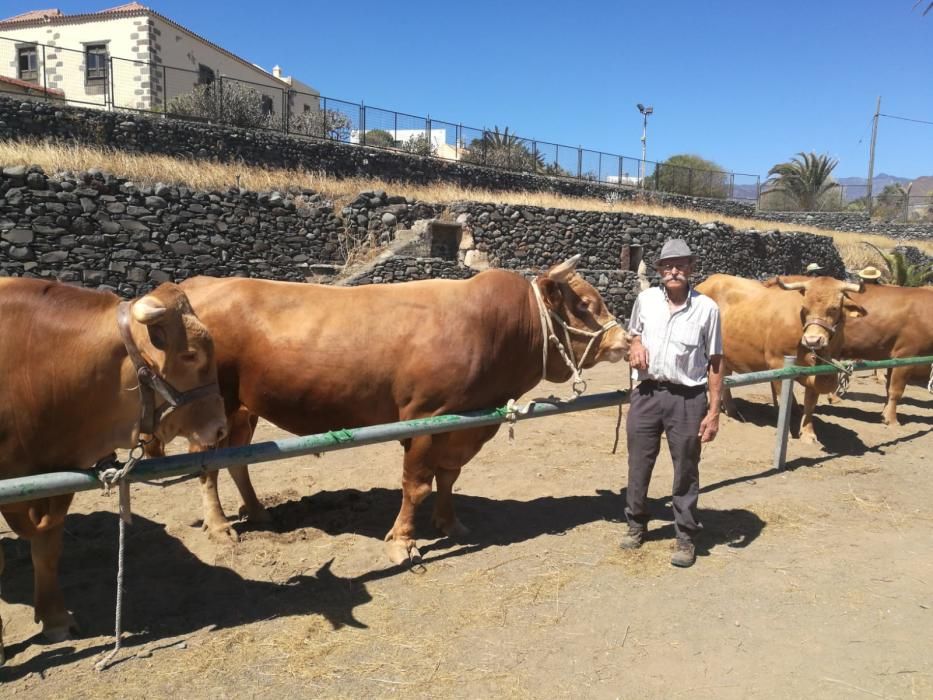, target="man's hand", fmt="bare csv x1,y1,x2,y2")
698,411,720,443
628,337,649,370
